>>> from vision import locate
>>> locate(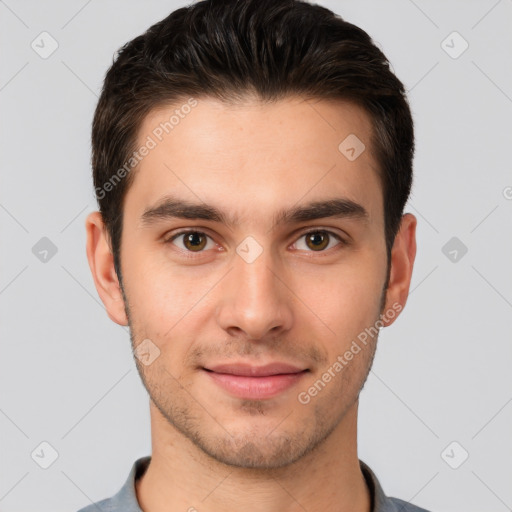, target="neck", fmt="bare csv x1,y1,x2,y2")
136,400,371,512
